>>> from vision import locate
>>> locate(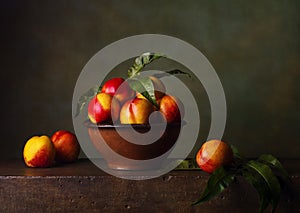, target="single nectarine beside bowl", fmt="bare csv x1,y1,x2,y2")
196,139,233,173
